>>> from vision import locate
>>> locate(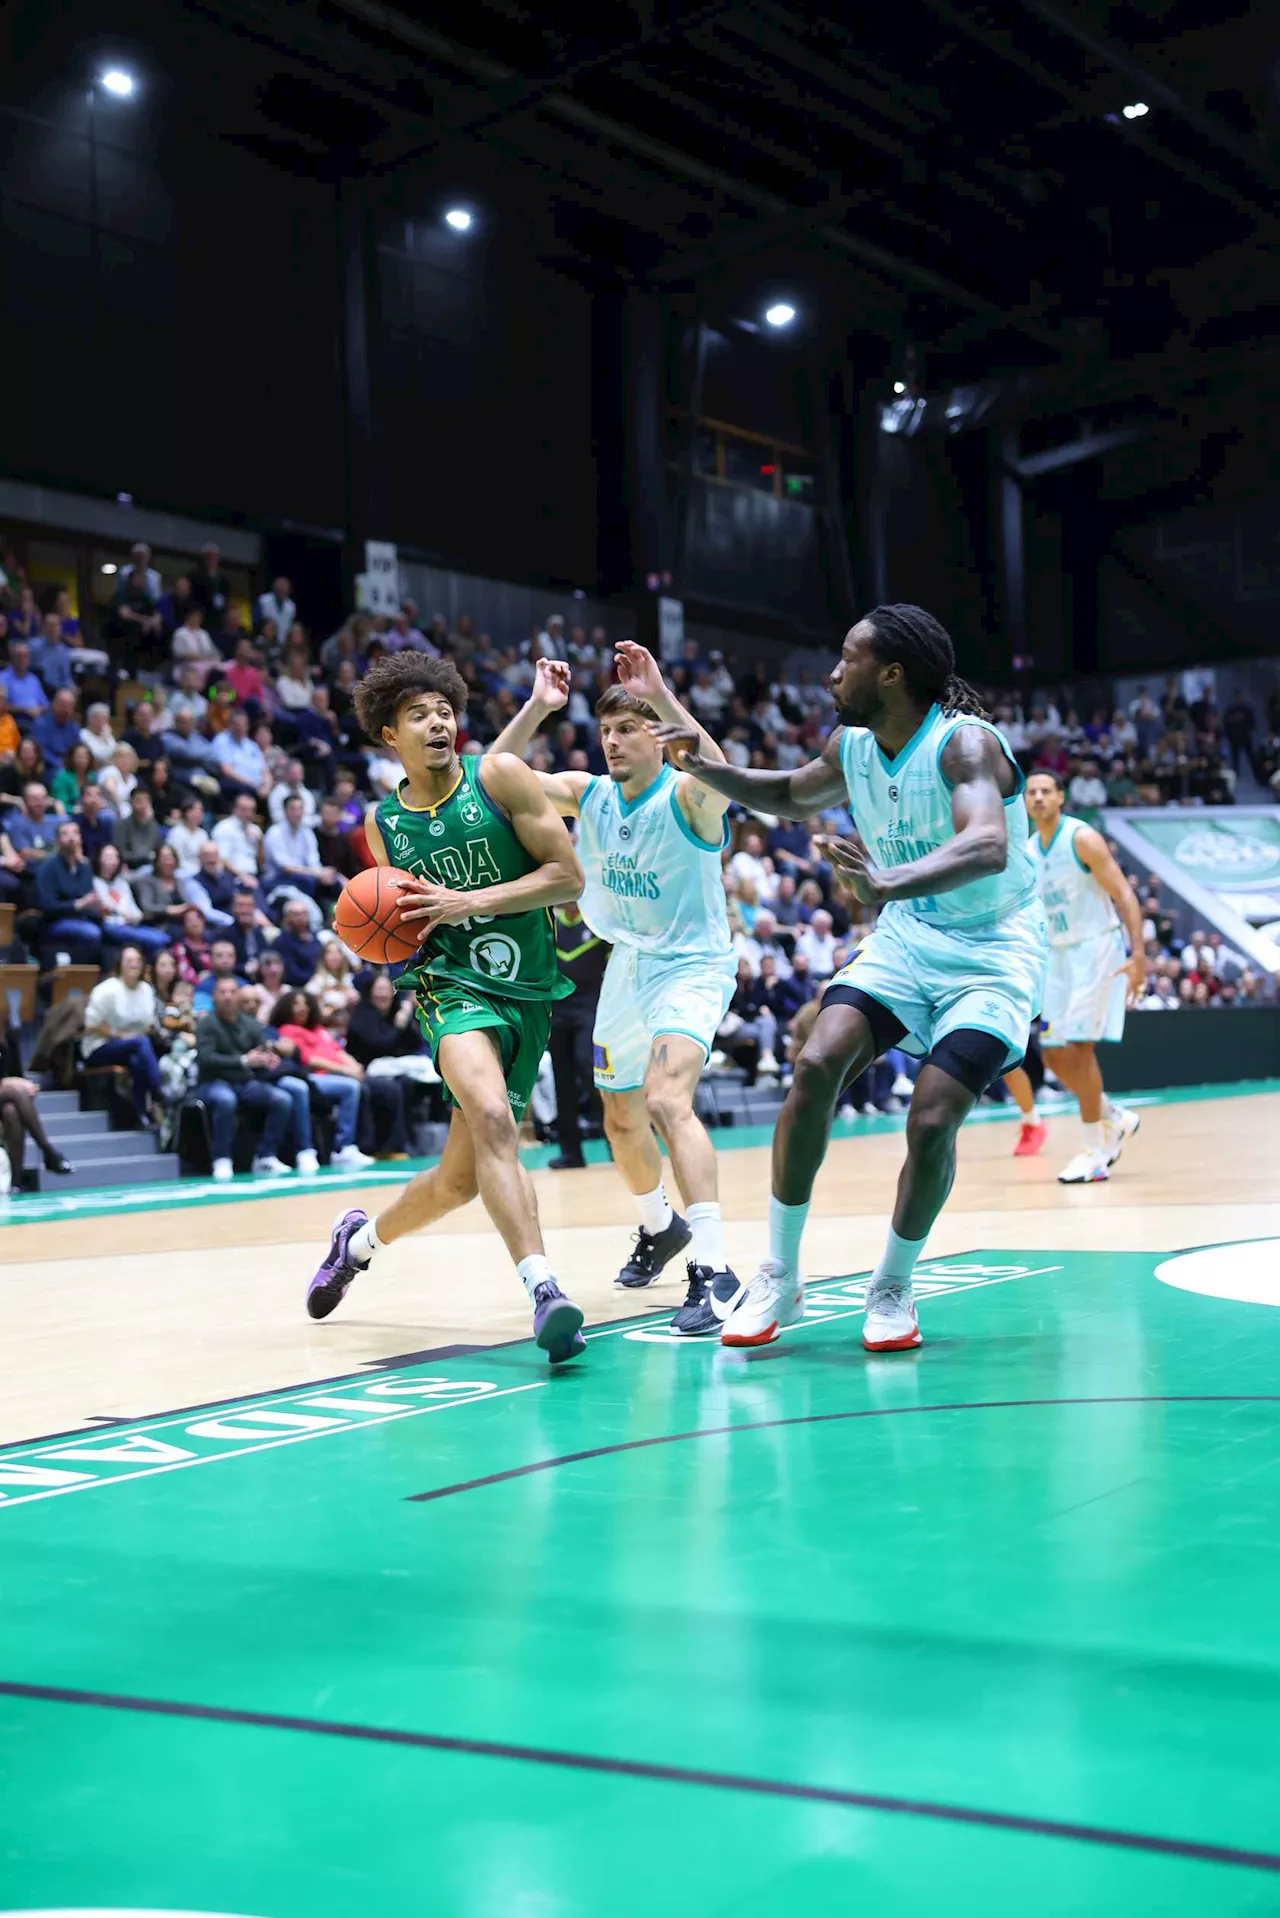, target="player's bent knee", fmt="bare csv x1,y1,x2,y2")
644,1083,693,1136
467,1098,519,1154
790,1046,847,1108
